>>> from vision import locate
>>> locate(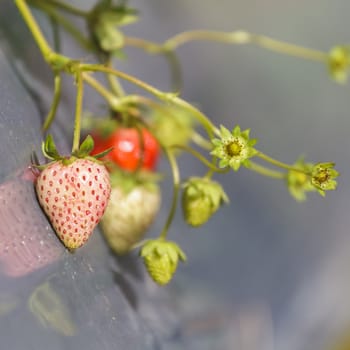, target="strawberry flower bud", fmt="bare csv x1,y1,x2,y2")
211,125,258,171
311,162,339,196
140,239,186,285
286,157,316,201
150,106,195,151
89,4,138,54
182,177,229,227
328,46,350,84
